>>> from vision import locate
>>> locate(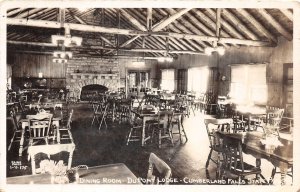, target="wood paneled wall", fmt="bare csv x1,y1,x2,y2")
9,53,66,78
157,37,293,109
